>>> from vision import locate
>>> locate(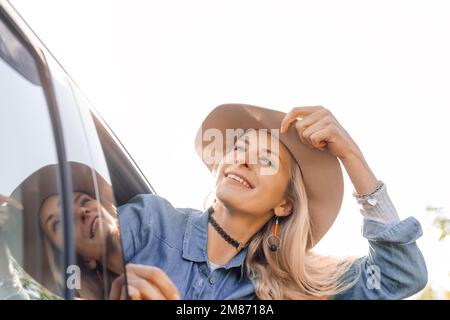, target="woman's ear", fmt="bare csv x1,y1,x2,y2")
274,200,293,217
83,258,97,270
